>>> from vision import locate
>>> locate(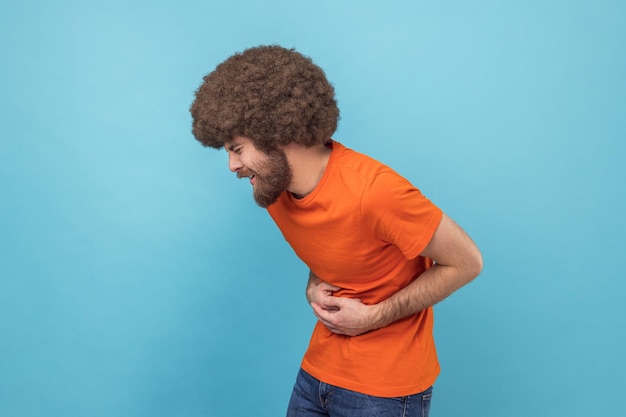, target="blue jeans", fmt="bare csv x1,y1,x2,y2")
286,369,433,417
